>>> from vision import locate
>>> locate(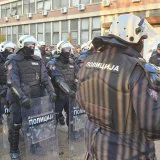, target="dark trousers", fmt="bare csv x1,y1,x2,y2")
55,97,69,125
8,103,22,152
